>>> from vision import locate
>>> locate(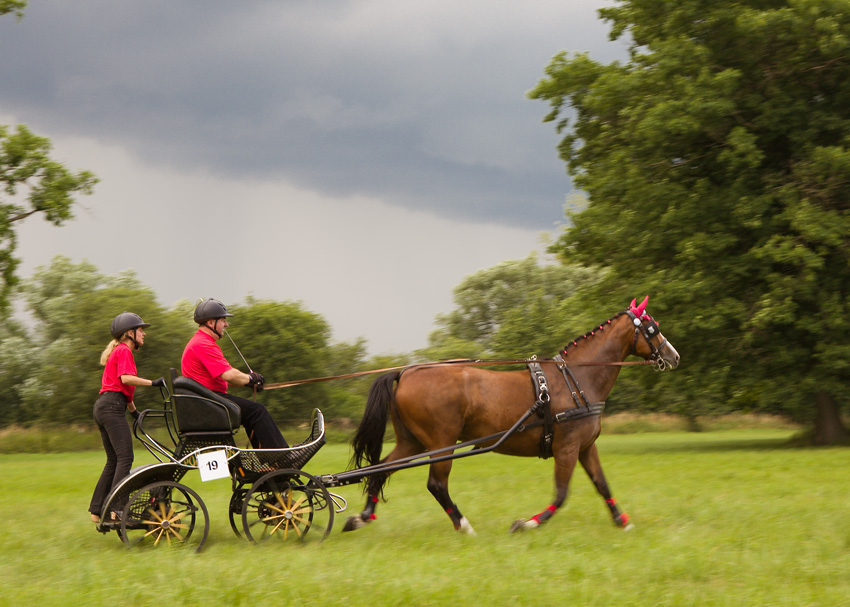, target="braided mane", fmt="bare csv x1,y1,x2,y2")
559,313,625,356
